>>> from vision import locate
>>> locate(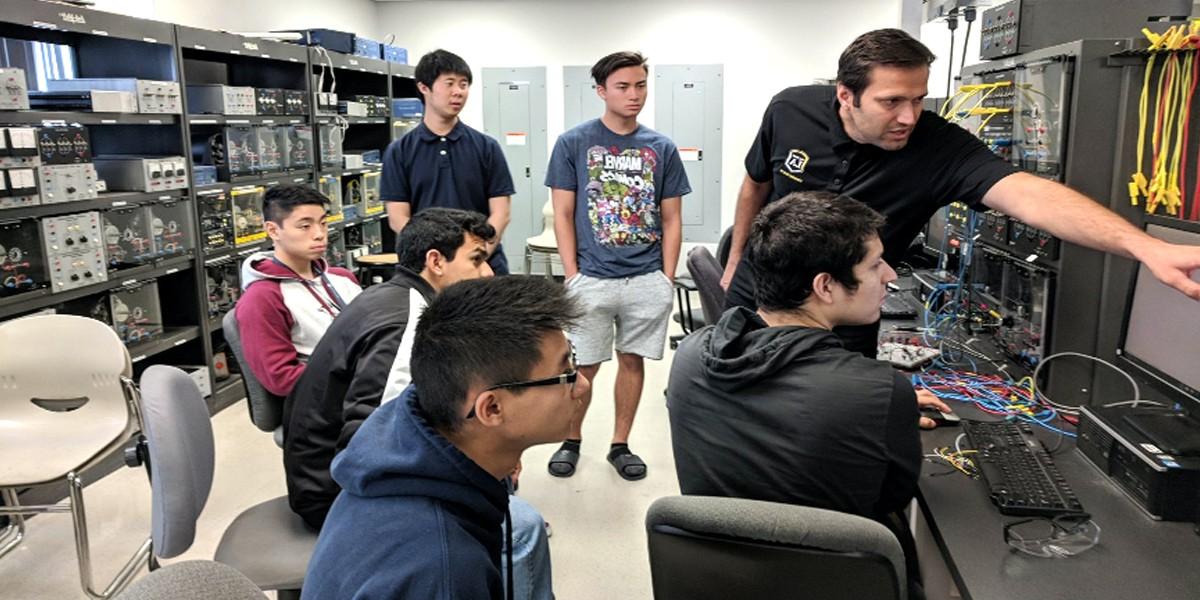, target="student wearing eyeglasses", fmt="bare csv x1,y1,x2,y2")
302,276,588,600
